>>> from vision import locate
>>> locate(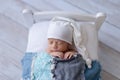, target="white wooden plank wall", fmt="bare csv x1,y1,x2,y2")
0,0,120,80
0,14,28,80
